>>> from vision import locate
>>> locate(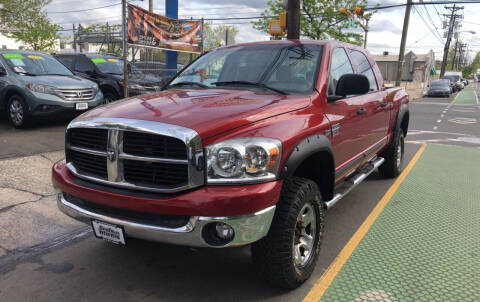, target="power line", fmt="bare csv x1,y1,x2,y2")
413,6,444,44
47,0,136,14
